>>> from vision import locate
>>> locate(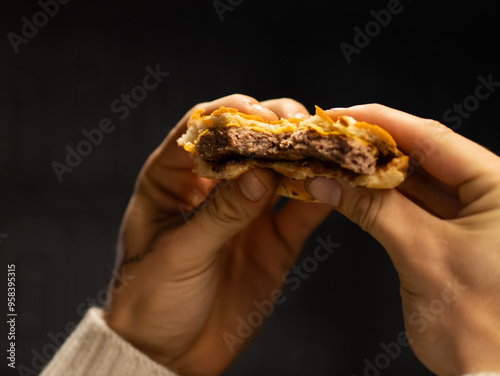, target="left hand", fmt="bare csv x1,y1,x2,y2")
104,94,333,376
